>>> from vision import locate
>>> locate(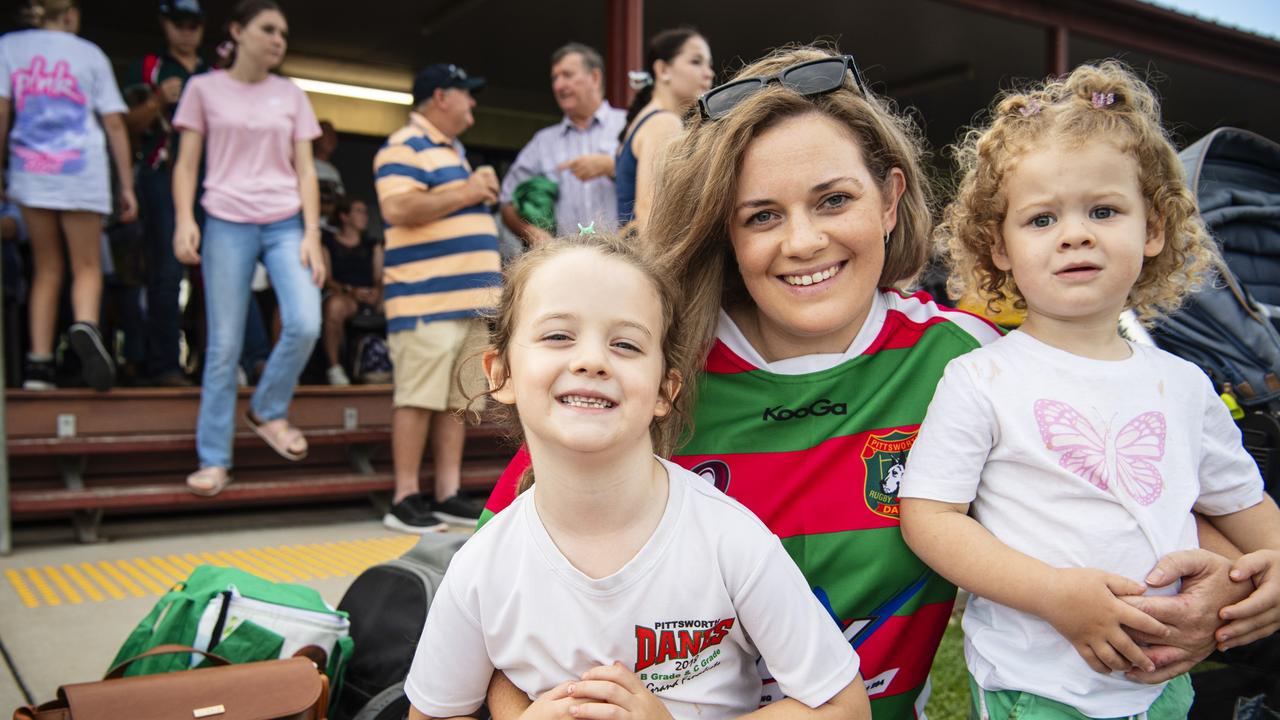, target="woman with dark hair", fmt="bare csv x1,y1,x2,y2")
171,0,324,495
0,0,137,391
321,197,383,386
614,28,713,230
